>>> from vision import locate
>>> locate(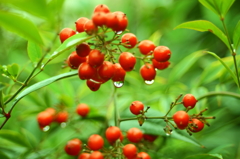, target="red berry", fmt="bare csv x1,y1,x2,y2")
189,119,204,133
55,111,68,123
173,111,190,130
123,144,137,158
153,46,171,62
111,63,126,82
143,134,158,142
121,33,138,48
78,62,95,80
89,151,104,159
140,63,156,81
113,13,128,32
98,61,115,81
127,127,143,143
37,111,53,127
119,52,136,72
152,59,170,70
86,80,101,91
64,138,82,156
136,152,151,159
93,4,110,13
88,49,105,67
76,103,90,117
78,153,90,159
76,17,89,33
92,12,107,27
87,134,104,151
138,40,155,55
45,108,56,116
182,94,198,109
76,43,91,57
130,101,144,115
59,28,76,43
84,20,98,35
105,12,119,29
67,51,86,69
105,126,121,142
